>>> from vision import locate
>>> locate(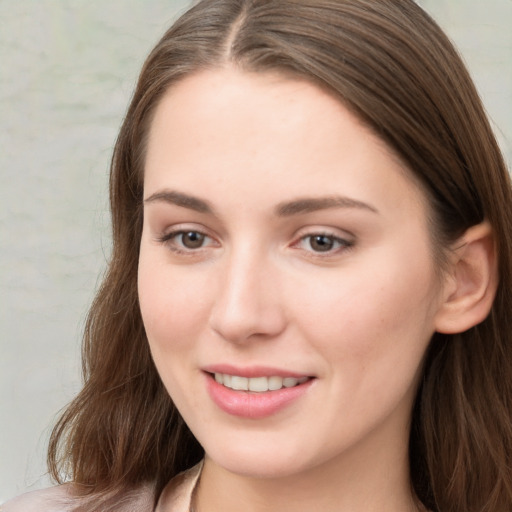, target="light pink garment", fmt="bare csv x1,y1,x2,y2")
155,462,202,512
1,463,202,512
